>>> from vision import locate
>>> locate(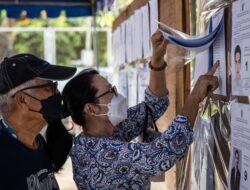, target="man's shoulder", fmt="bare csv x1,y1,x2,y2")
0,131,2,143
0,131,13,149
0,122,3,134
0,120,4,137
0,128,6,140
